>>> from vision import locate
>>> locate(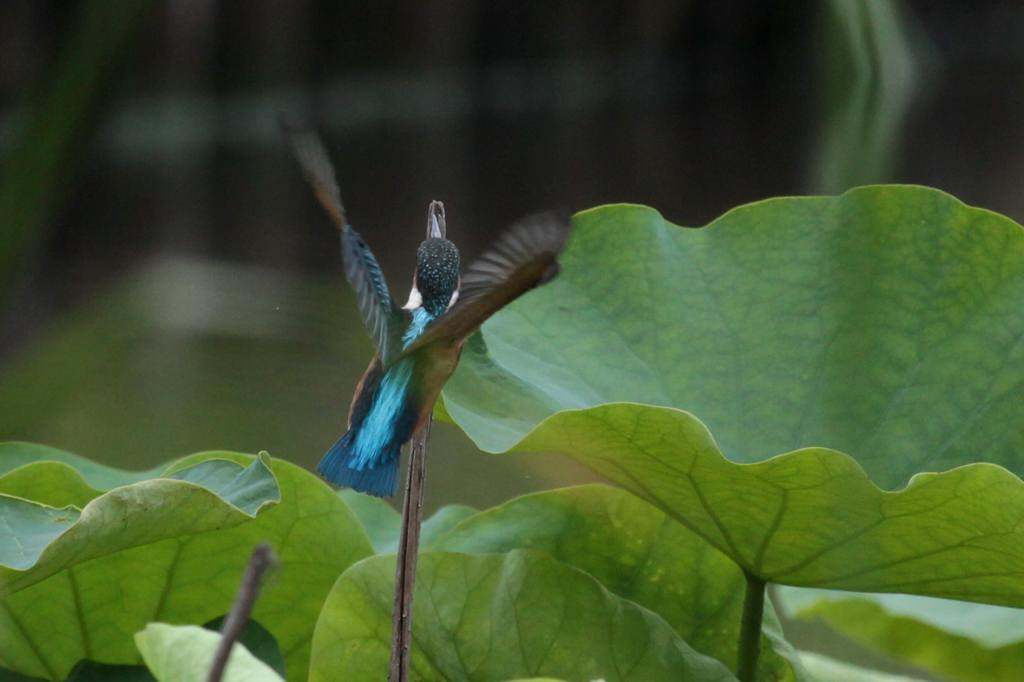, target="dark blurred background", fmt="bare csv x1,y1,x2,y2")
2,0,1023,504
